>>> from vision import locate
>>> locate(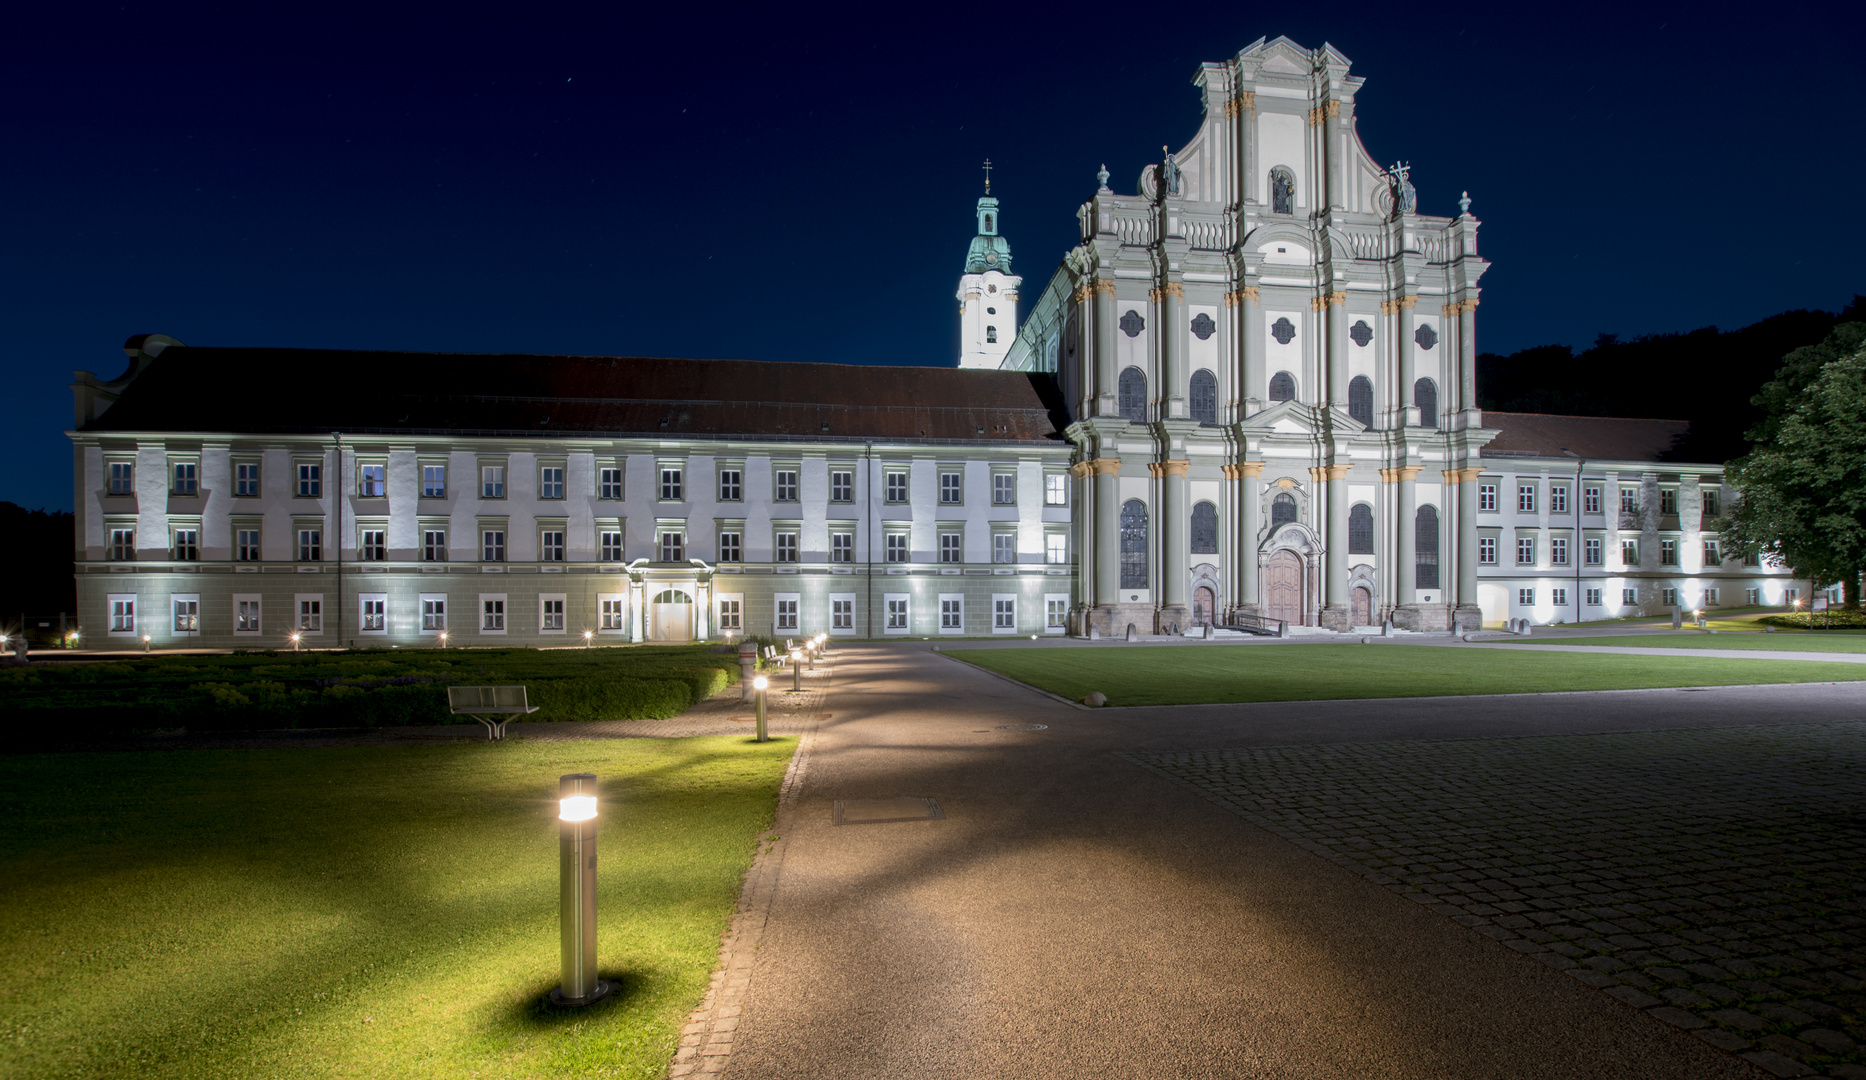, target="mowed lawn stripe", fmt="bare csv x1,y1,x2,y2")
1494,633,1866,653
943,643,1866,706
